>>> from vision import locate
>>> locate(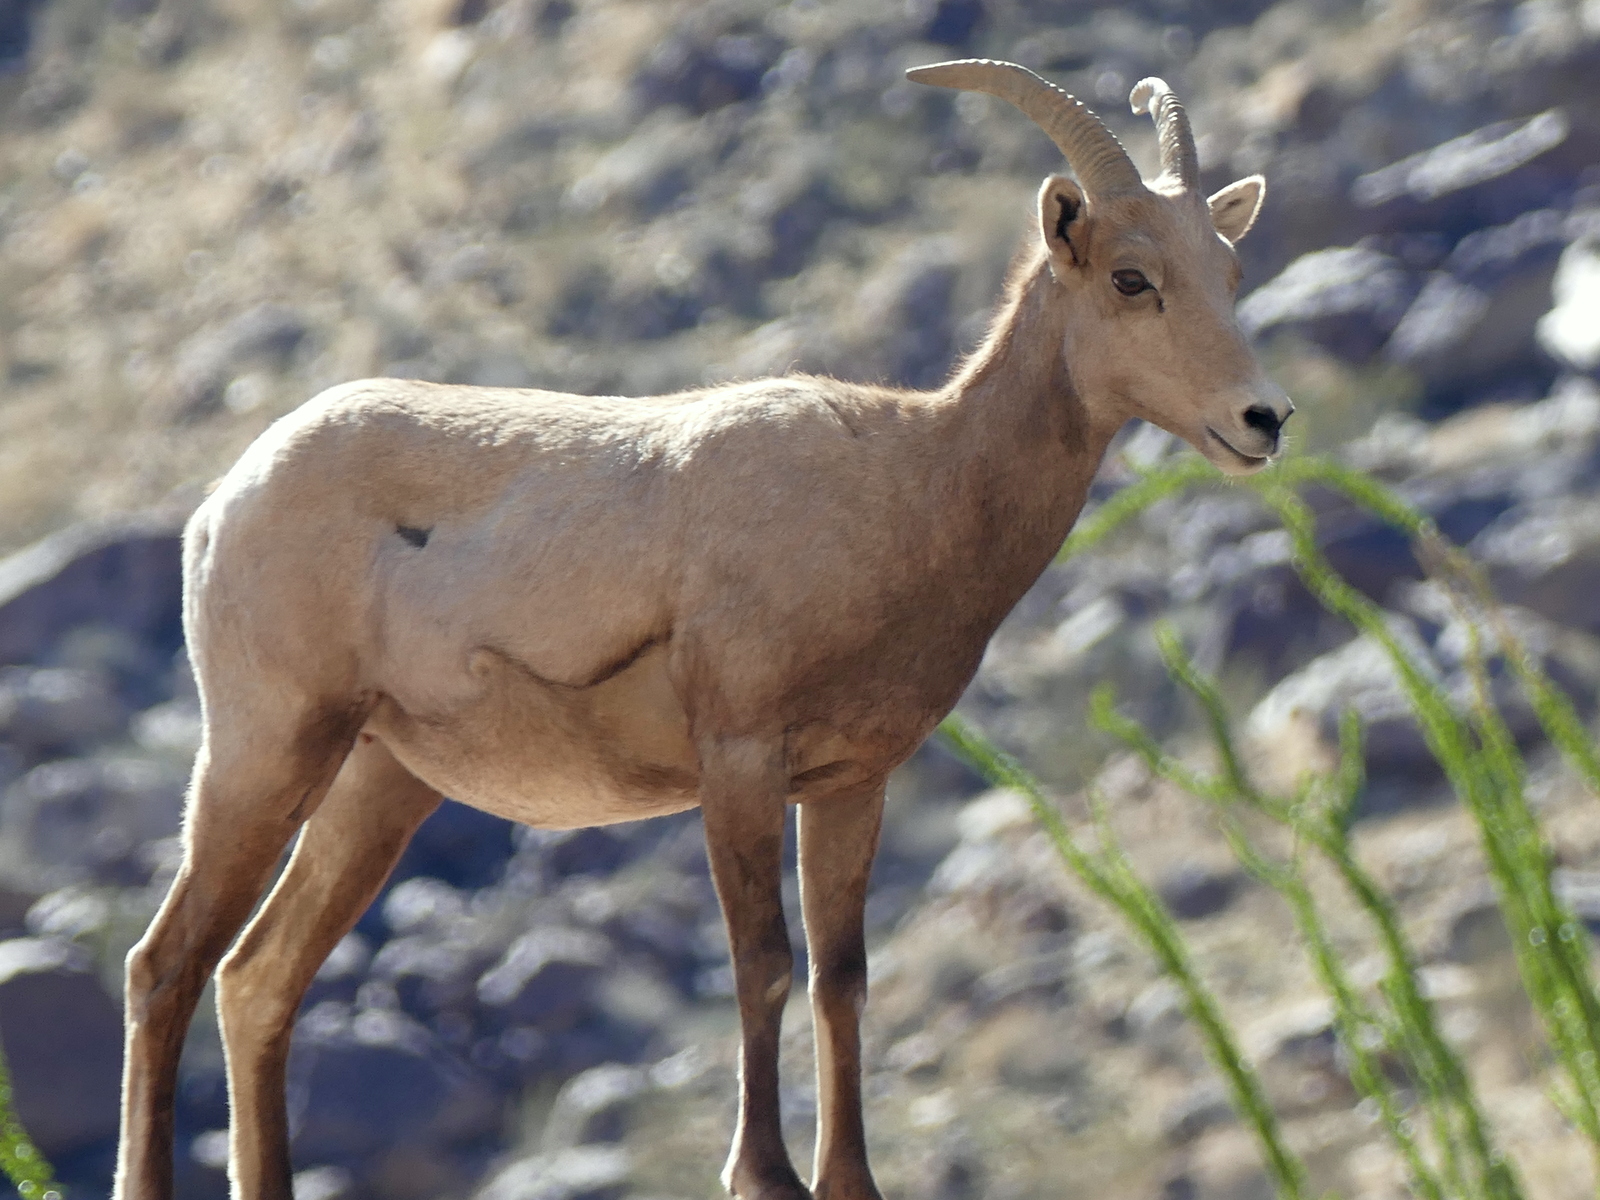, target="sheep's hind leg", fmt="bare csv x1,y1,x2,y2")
217,733,441,1200
700,737,810,1200
115,700,366,1200
798,787,886,1200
